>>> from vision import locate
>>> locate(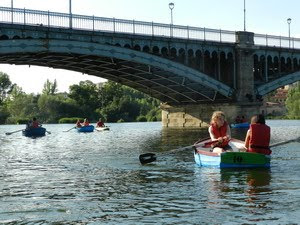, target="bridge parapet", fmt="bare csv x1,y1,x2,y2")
1,6,300,49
